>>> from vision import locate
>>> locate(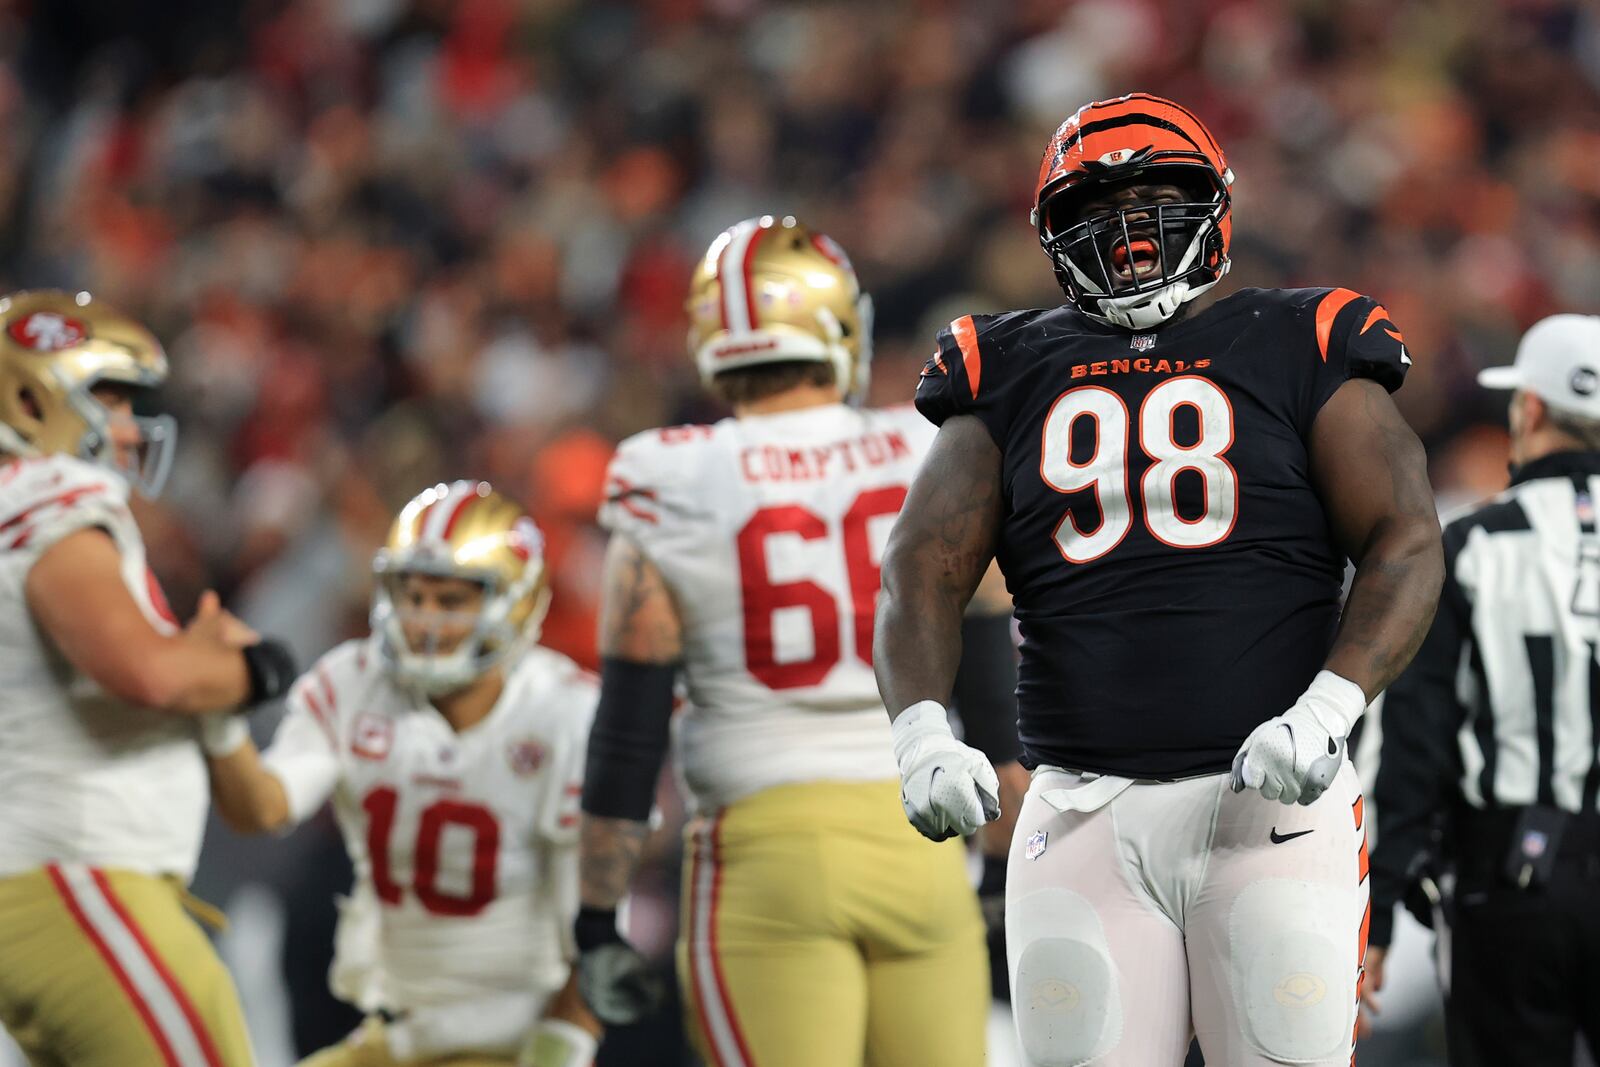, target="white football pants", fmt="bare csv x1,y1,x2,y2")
1005,763,1368,1066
